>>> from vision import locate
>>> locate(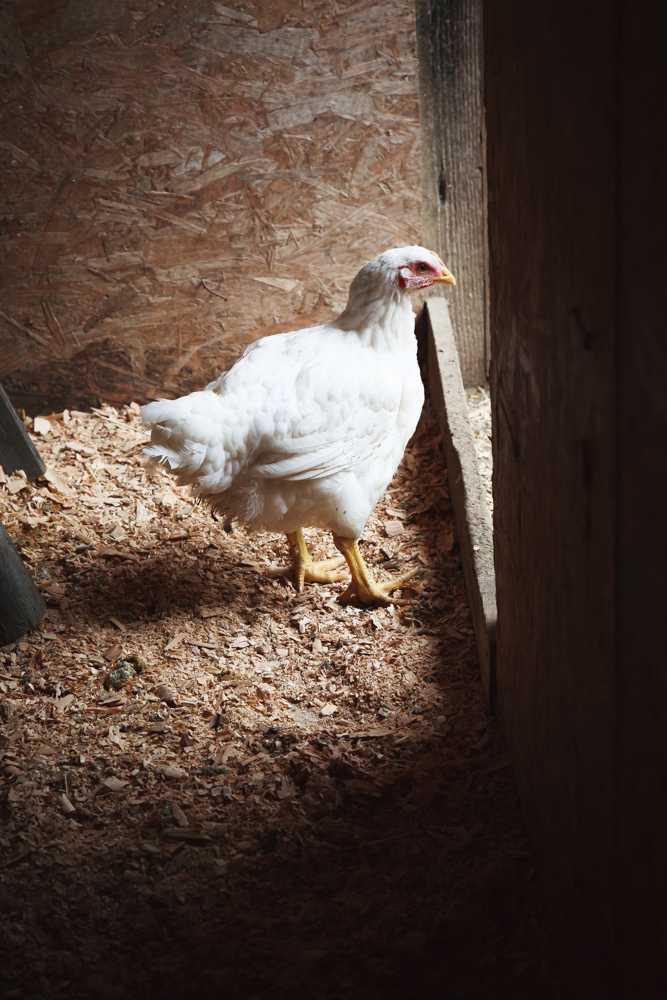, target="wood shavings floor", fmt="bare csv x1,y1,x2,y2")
0,403,556,1000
